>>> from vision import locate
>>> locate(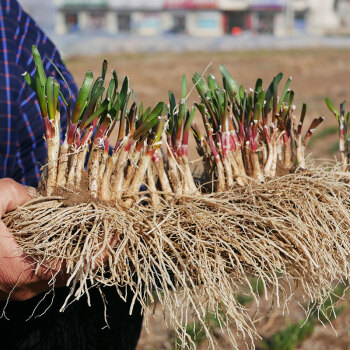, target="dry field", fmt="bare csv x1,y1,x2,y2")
66,49,350,350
